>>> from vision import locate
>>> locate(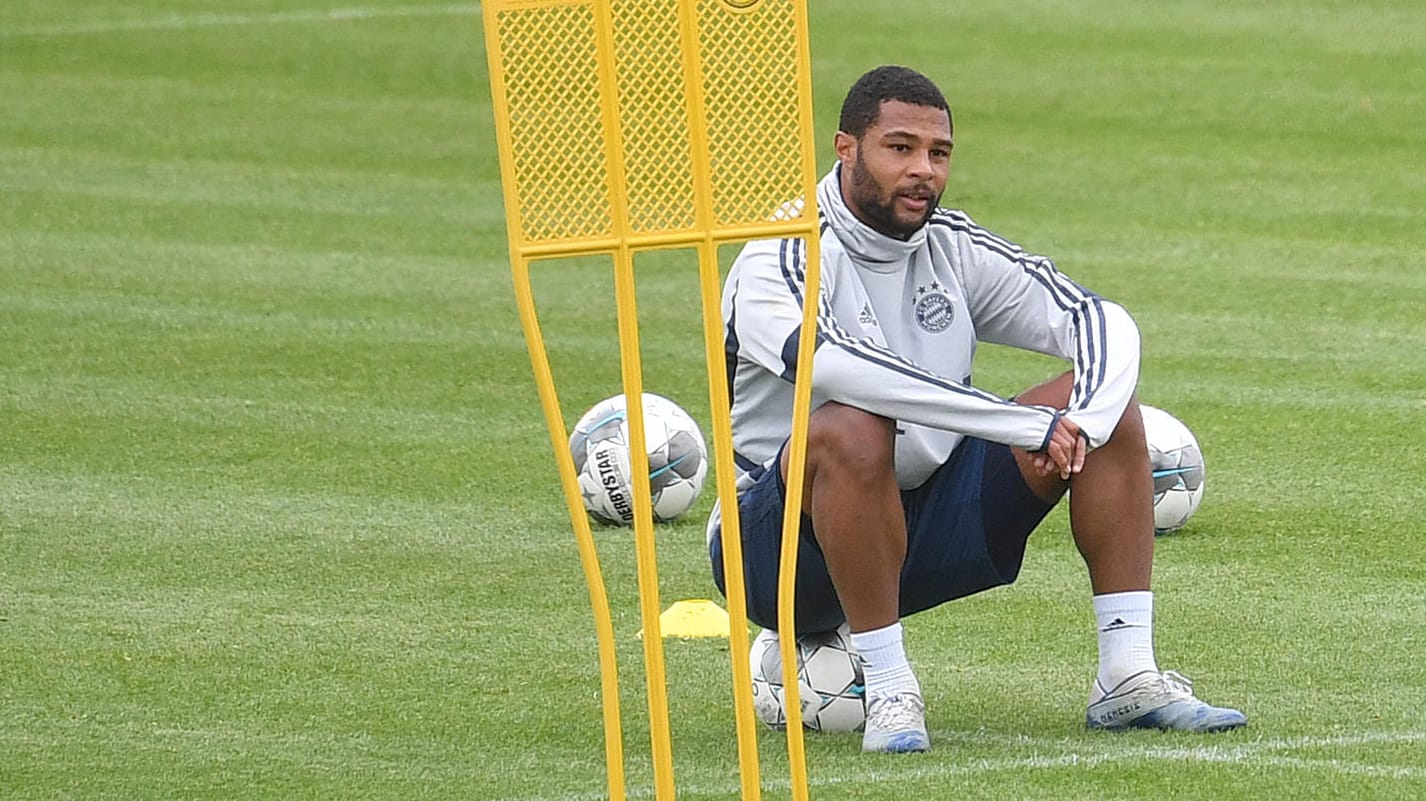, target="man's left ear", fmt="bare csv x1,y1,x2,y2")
833,130,857,165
